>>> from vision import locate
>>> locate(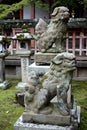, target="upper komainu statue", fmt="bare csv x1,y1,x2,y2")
35,6,69,53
